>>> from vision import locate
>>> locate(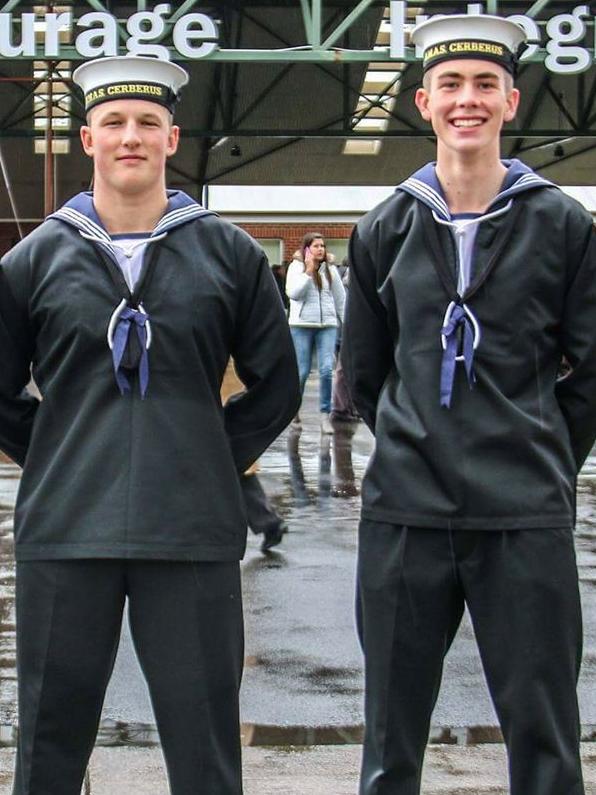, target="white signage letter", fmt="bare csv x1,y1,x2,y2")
126,3,170,59
0,12,35,57
76,12,118,57
44,12,72,58
173,13,218,59
545,5,591,74
390,1,406,60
